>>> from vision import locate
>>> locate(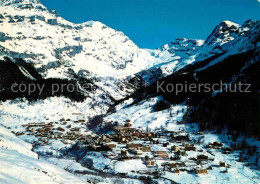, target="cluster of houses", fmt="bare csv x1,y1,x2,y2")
20,115,88,145
18,118,232,177
84,122,231,175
